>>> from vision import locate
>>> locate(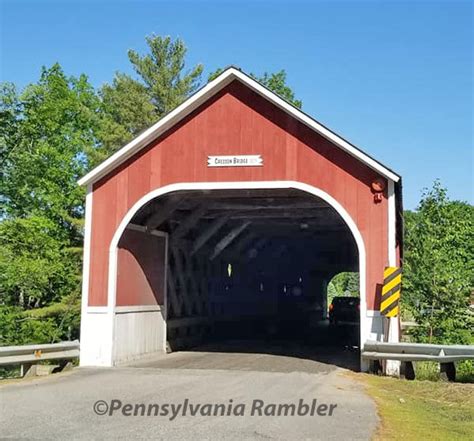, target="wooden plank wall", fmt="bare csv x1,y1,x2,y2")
89,80,388,313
